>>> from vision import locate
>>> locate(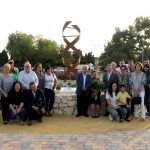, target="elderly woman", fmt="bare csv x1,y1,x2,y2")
106,82,127,122
8,81,25,125
129,62,146,121
0,64,15,124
